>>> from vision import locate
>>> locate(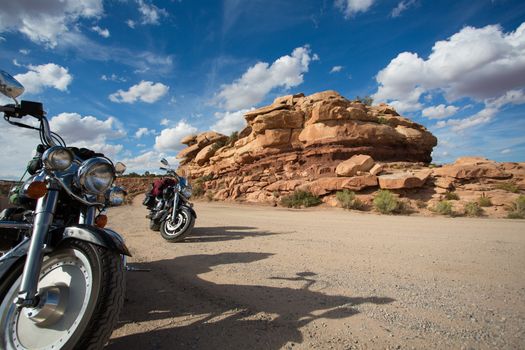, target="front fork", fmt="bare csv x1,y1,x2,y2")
16,190,59,307
171,192,180,222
